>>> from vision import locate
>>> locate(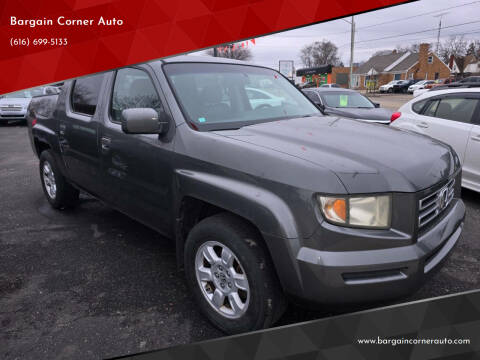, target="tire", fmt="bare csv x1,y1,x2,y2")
39,150,79,209
184,213,286,334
